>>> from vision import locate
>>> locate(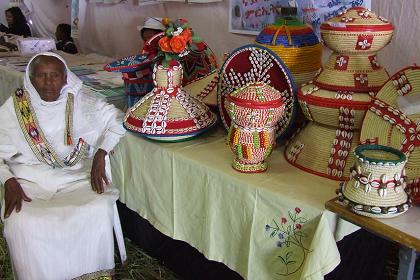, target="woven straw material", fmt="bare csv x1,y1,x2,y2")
323,6,393,27
124,63,217,141
360,66,420,204
184,71,218,107
321,31,393,54
285,121,361,180
341,145,409,212
255,20,322,86
299,83,370,127
314,53,389,91
320,7,393,54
